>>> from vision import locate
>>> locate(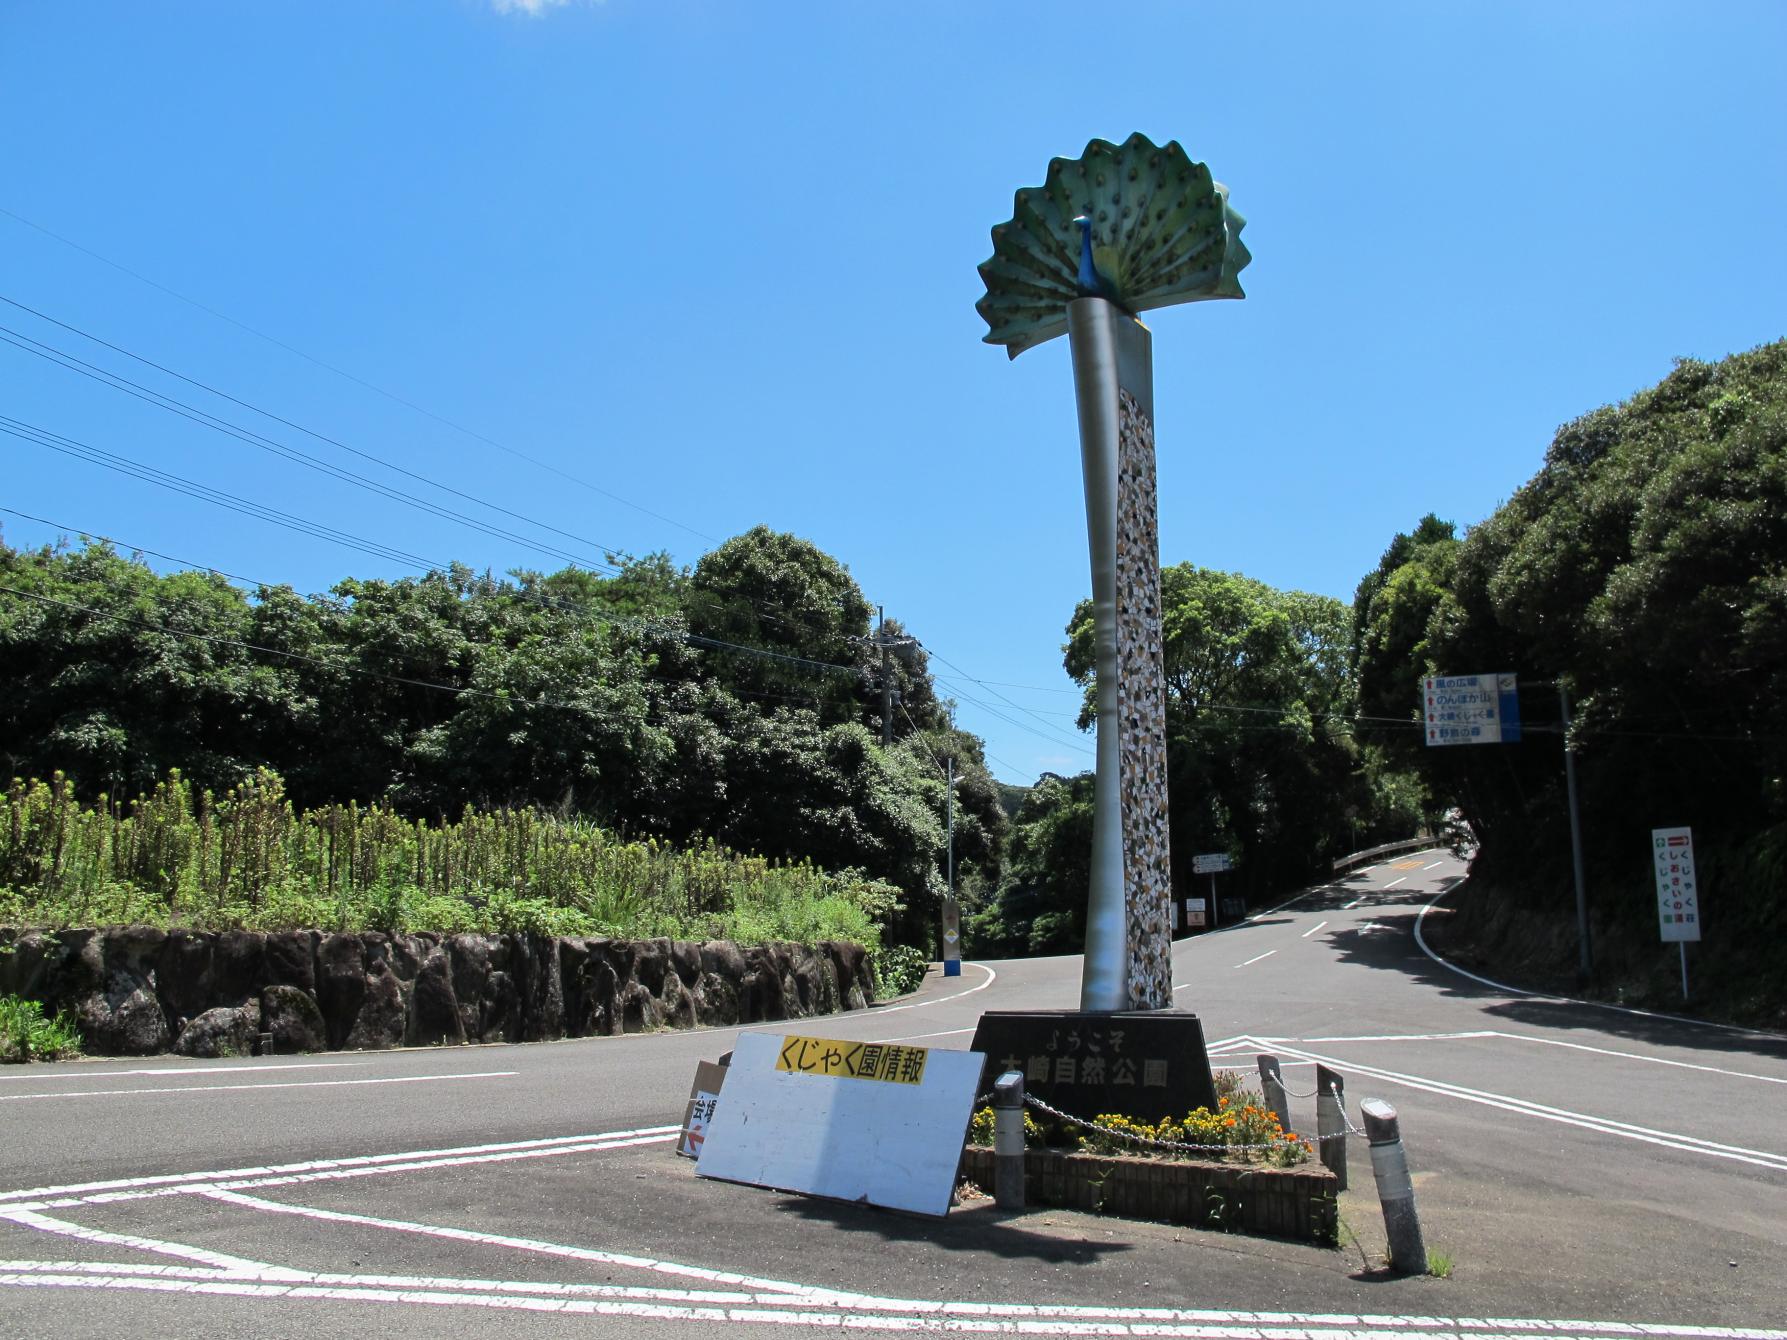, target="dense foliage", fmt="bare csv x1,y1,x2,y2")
0,526,1006,948
968,567,1426,956
1355,341,1787,1017
0,767,905,944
